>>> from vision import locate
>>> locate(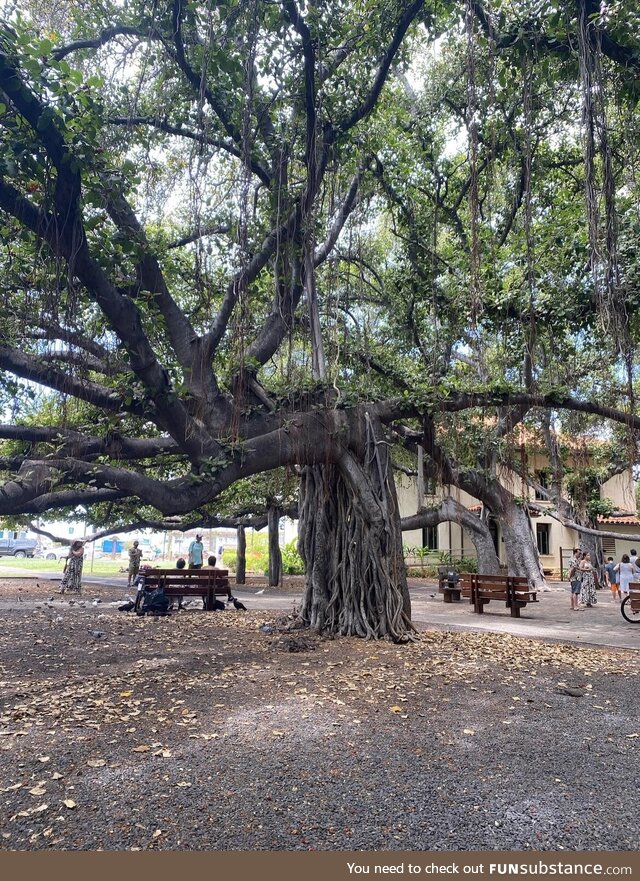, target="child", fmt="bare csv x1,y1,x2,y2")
604,556,619,603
